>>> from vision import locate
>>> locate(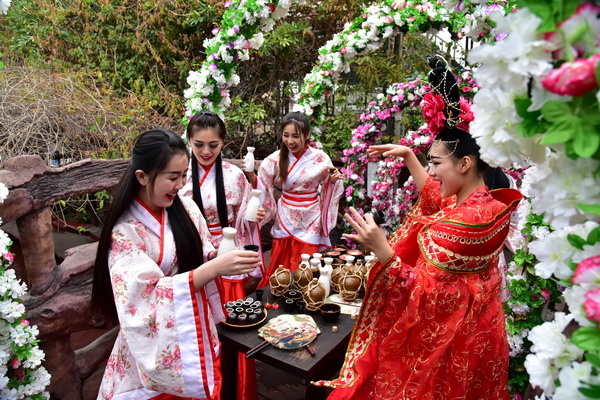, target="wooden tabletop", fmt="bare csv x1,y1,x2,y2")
218,288,357,399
